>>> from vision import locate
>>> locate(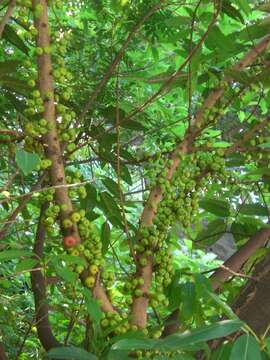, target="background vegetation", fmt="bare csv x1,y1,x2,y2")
1,0,270,359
